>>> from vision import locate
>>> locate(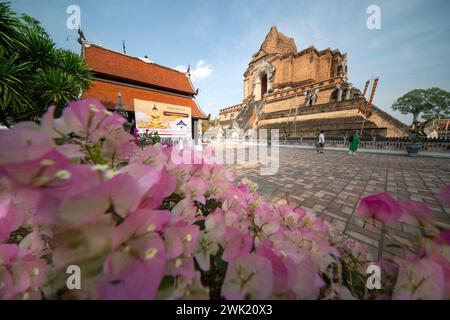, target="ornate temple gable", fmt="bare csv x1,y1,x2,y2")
250,49,270,64
251,61,276,101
